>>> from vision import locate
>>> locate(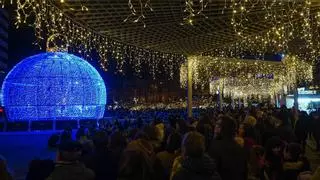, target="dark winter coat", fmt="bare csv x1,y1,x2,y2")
294,114,309,141
46,162,95,180
172,154,221,180
282,157,310,180
208,138,247,180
